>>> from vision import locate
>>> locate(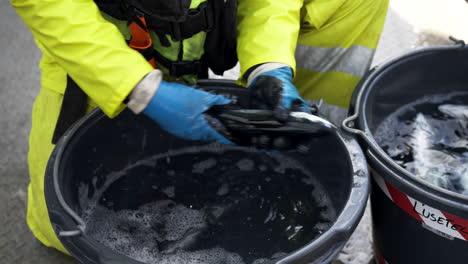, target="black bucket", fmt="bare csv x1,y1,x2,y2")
343,45,468,264
45,80,368,264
